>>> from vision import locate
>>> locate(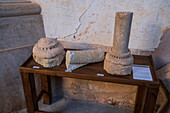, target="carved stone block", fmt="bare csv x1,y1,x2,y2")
66,50,104,70
104,12,134,75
